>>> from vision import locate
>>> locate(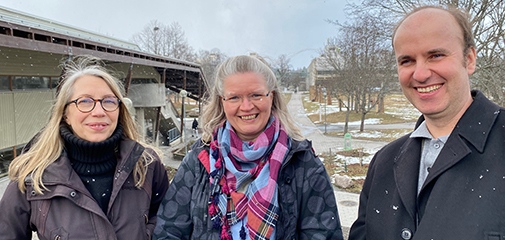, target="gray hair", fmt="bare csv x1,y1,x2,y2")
200,55,303,143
